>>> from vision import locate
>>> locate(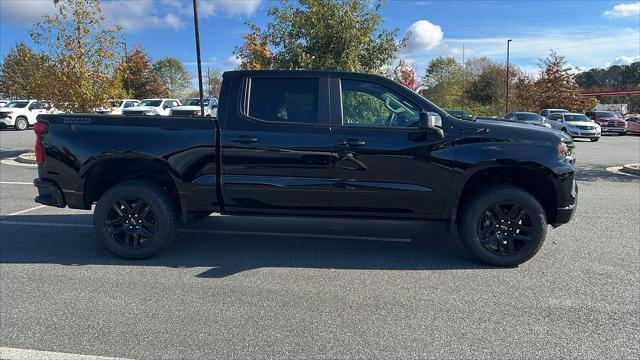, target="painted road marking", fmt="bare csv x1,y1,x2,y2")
5,205,46,216
0,347,133,360
0,181,33,185
0,220,412,243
